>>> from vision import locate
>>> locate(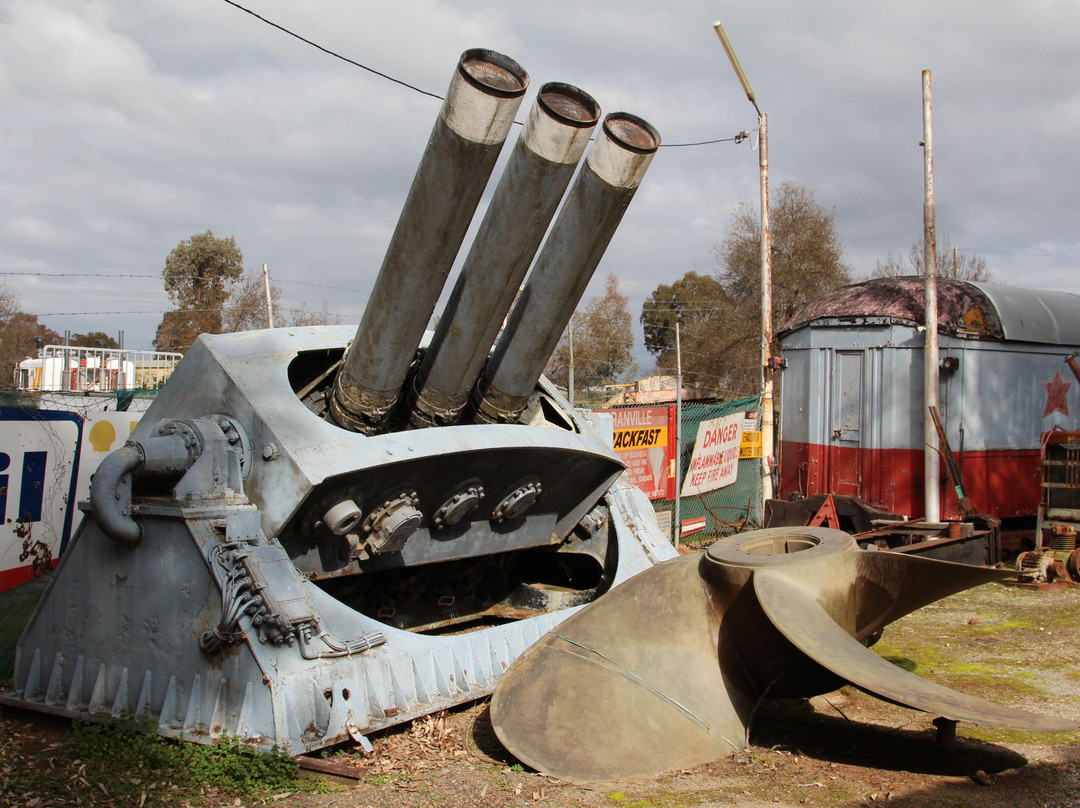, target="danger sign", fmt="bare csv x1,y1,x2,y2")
681,413,743,497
